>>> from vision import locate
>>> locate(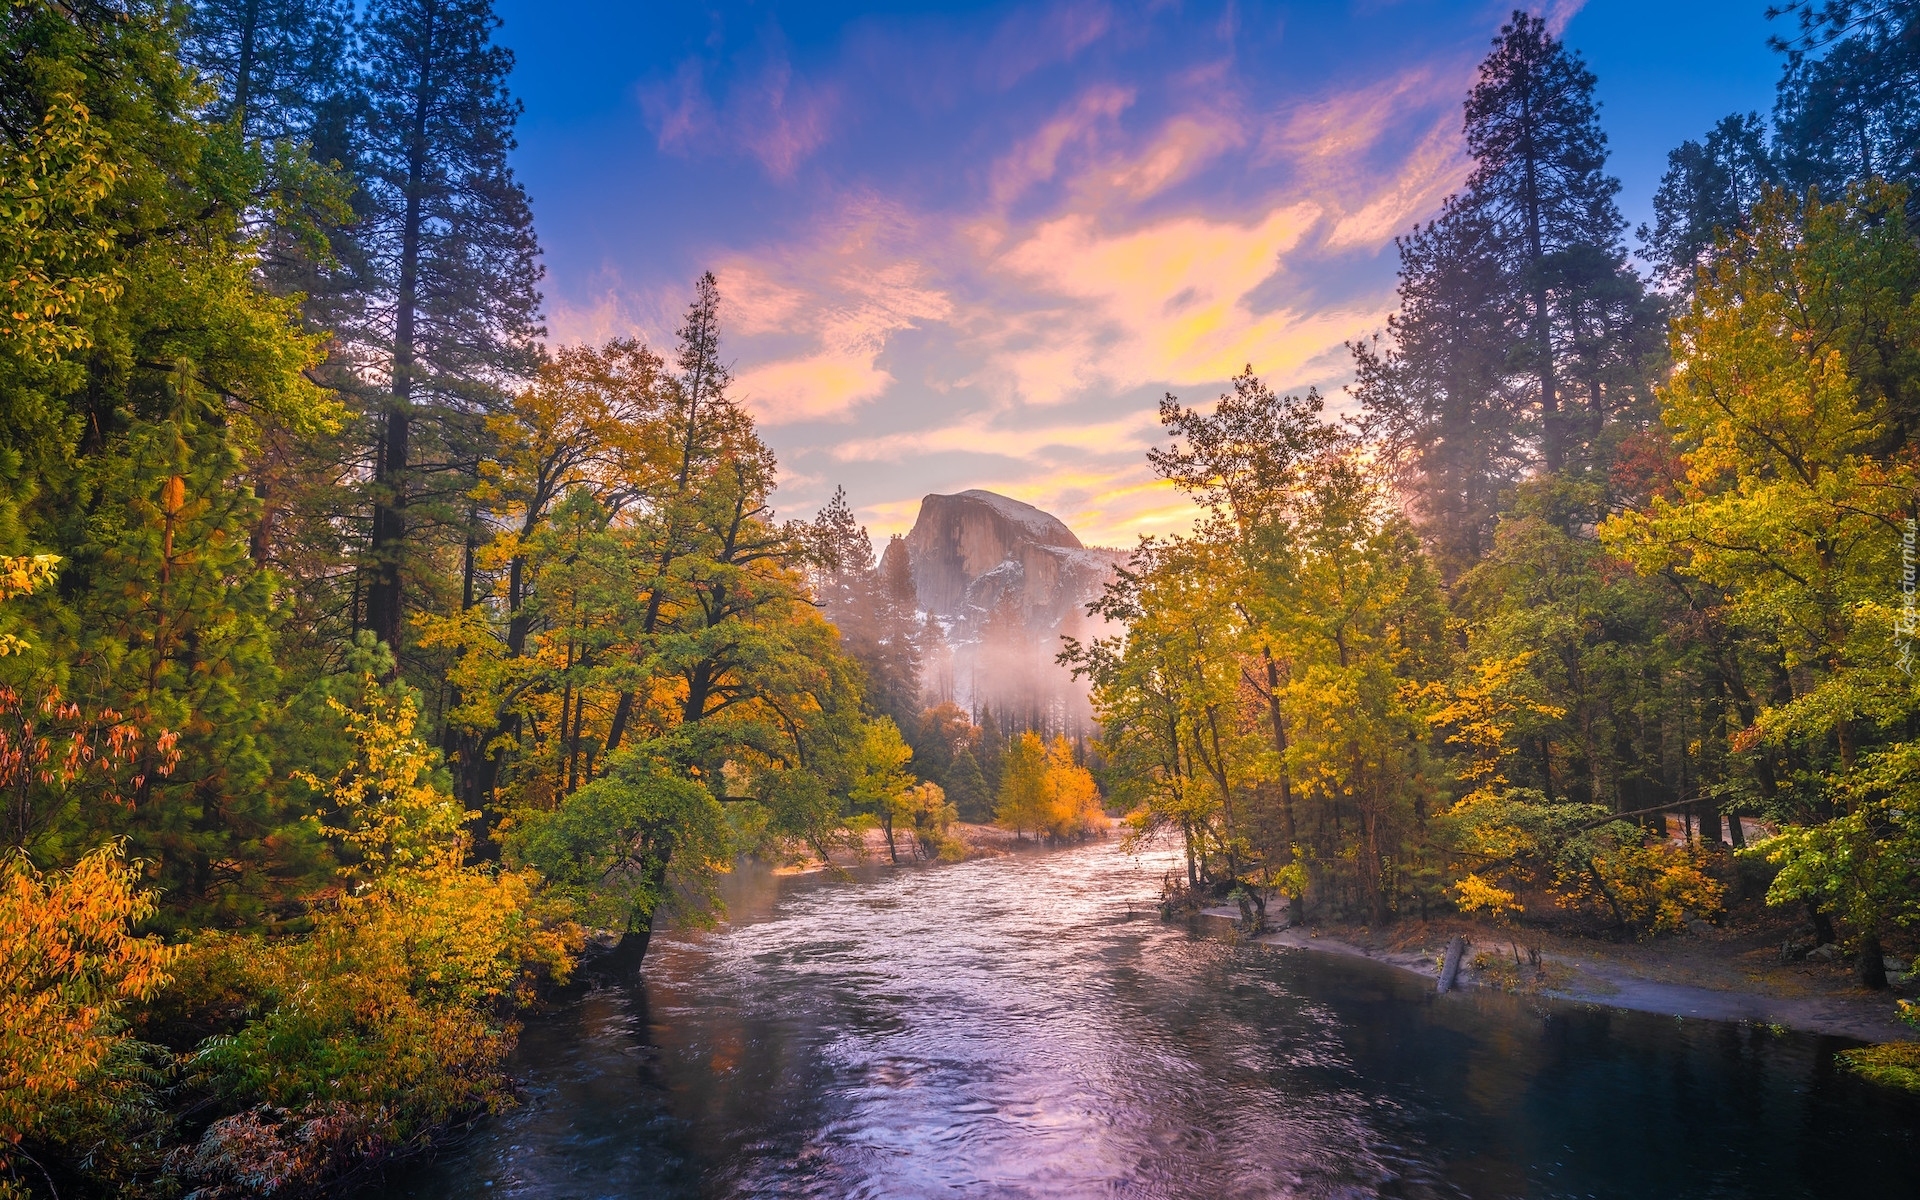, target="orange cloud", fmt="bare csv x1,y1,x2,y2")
987,201,1373,406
